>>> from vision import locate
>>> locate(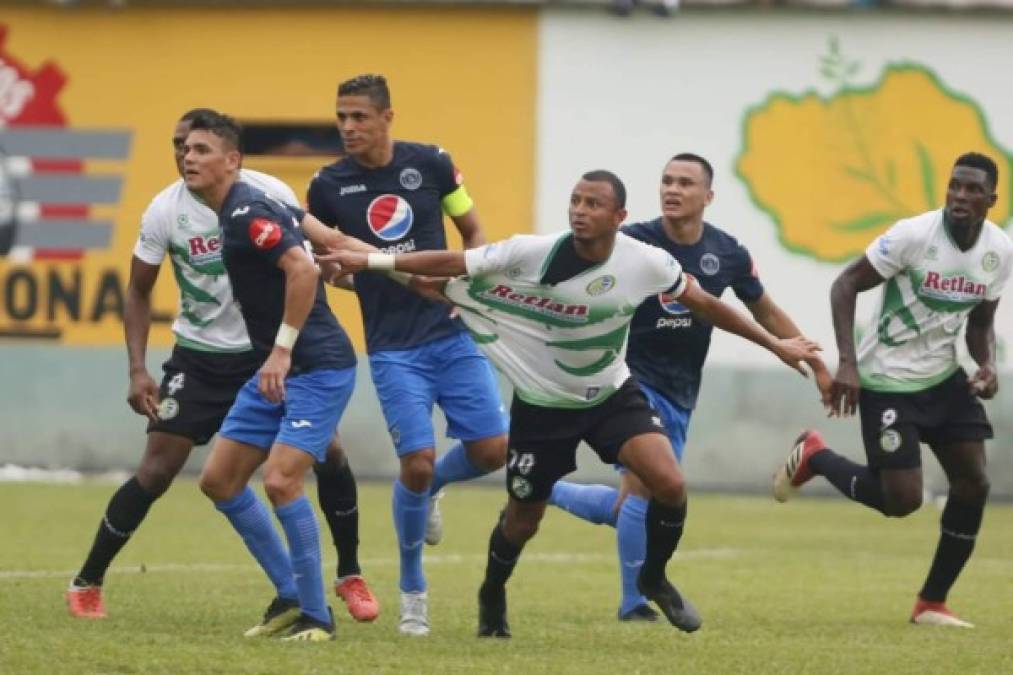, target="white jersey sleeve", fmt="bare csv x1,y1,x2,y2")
240,168,301,208
464,235,530,277
985,230,1013,301
865,217,920,279
636,237,687,297
132,192,171,265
